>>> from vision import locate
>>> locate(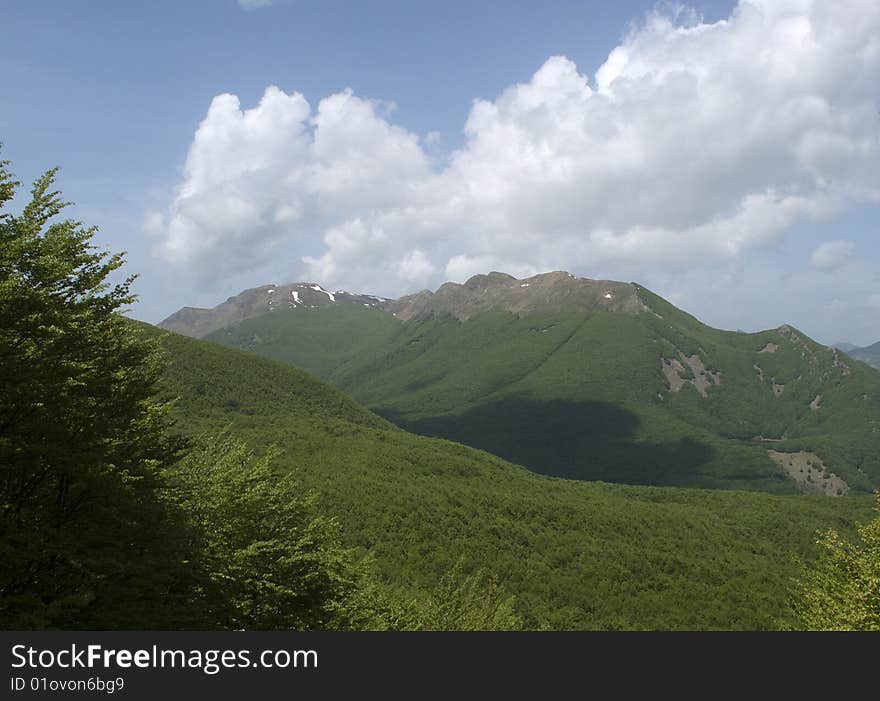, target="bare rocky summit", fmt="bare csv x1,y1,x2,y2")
158,271,647,337
387,271,646,321
158,282,390,338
